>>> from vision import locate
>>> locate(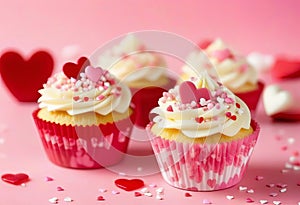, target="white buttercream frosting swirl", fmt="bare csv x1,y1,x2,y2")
97,34,167,86
151,72,251,138
182,38,258,92
38,66,131,116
